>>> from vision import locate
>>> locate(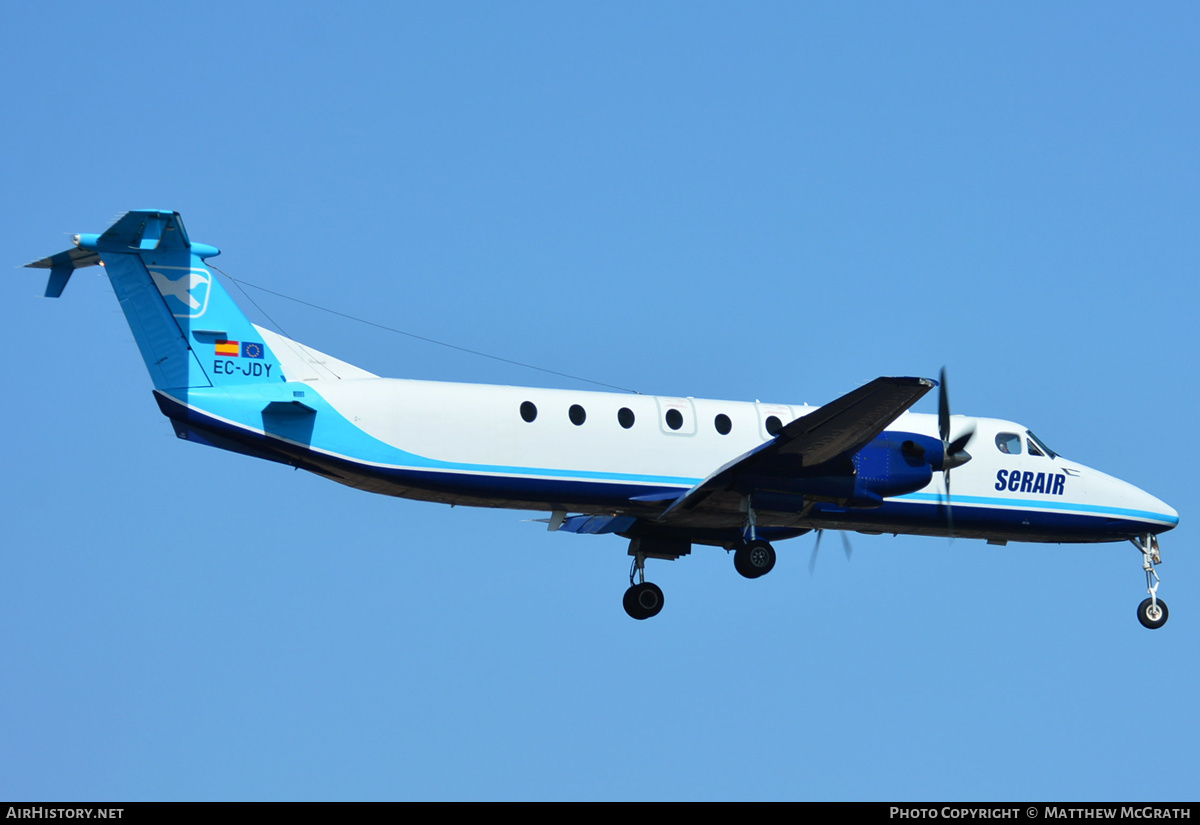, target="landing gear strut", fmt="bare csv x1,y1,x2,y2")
733,495,777,579
1132,534,1168,630
623,551,664,620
